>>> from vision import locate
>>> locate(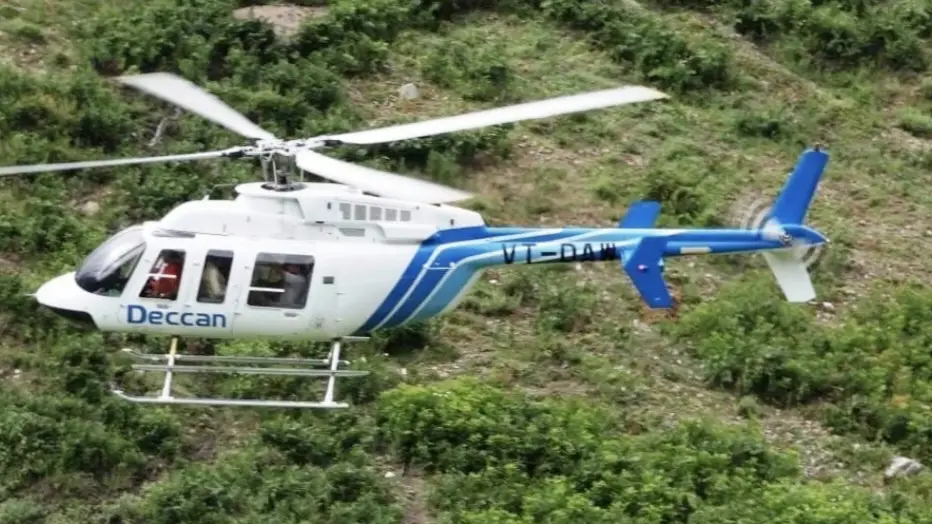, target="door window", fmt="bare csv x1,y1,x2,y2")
139,249,185,301
247,253,314,310
197,250,234,304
